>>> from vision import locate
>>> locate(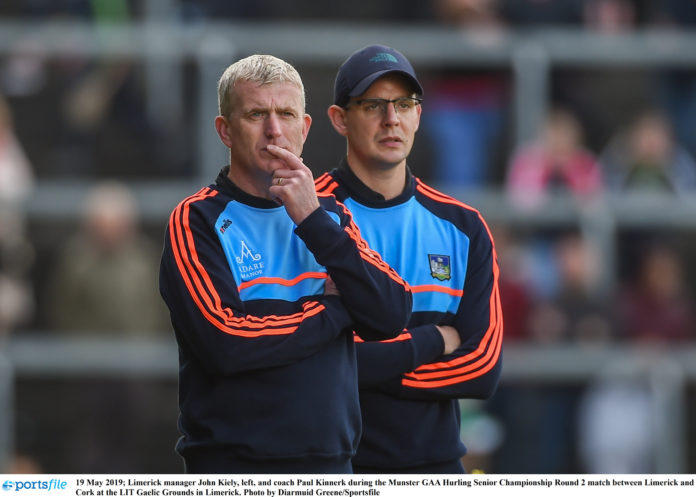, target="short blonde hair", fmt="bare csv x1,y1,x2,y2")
217,54,306,117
